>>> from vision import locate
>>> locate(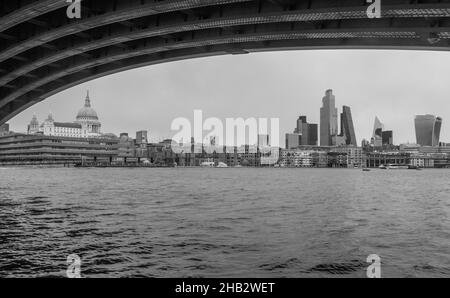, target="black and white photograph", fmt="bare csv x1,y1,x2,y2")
0,0,449,292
